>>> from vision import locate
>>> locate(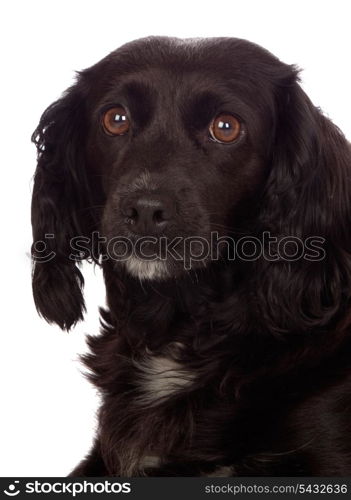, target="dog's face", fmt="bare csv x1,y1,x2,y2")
83,38,283,279
33,37,350,331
